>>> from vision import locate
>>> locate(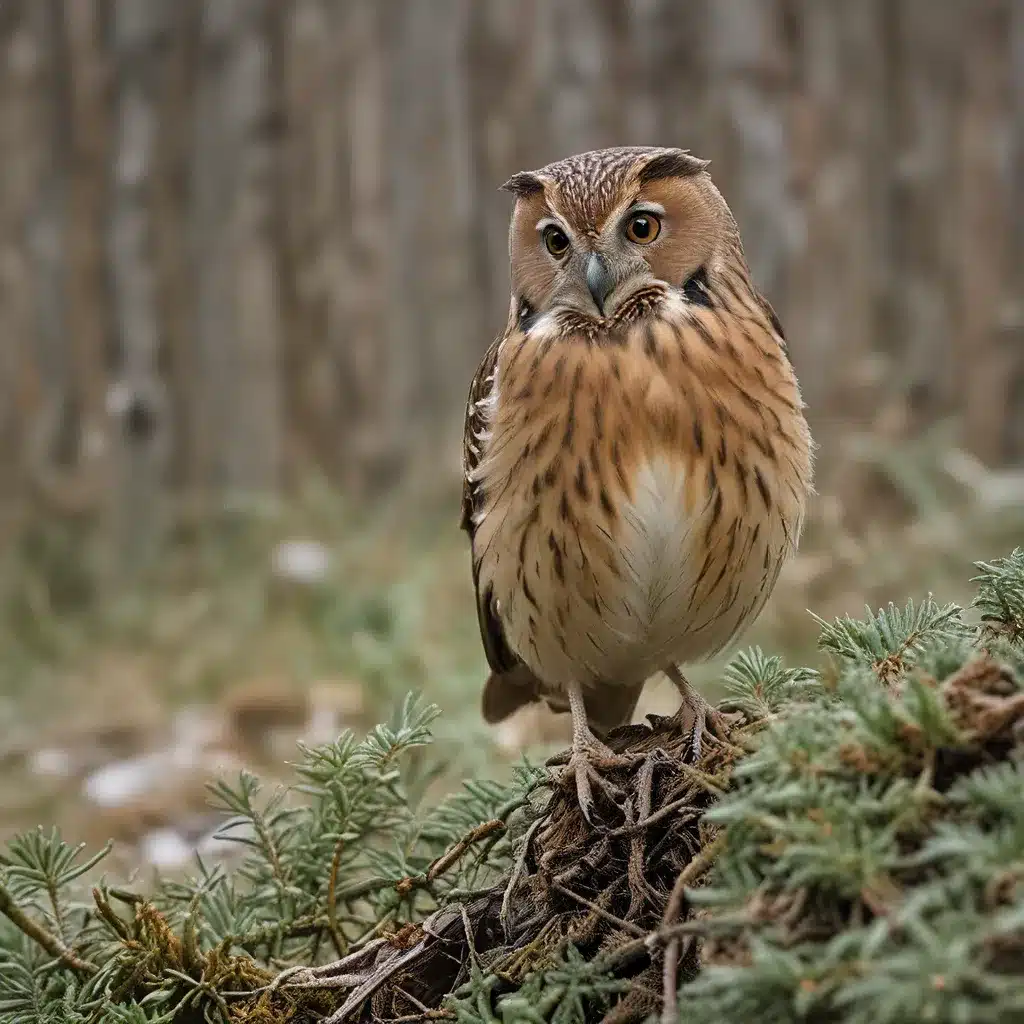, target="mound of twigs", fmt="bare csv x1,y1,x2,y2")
249,714,747,1024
